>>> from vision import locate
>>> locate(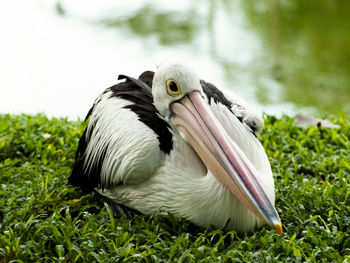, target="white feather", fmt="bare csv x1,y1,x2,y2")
85,91,165,185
